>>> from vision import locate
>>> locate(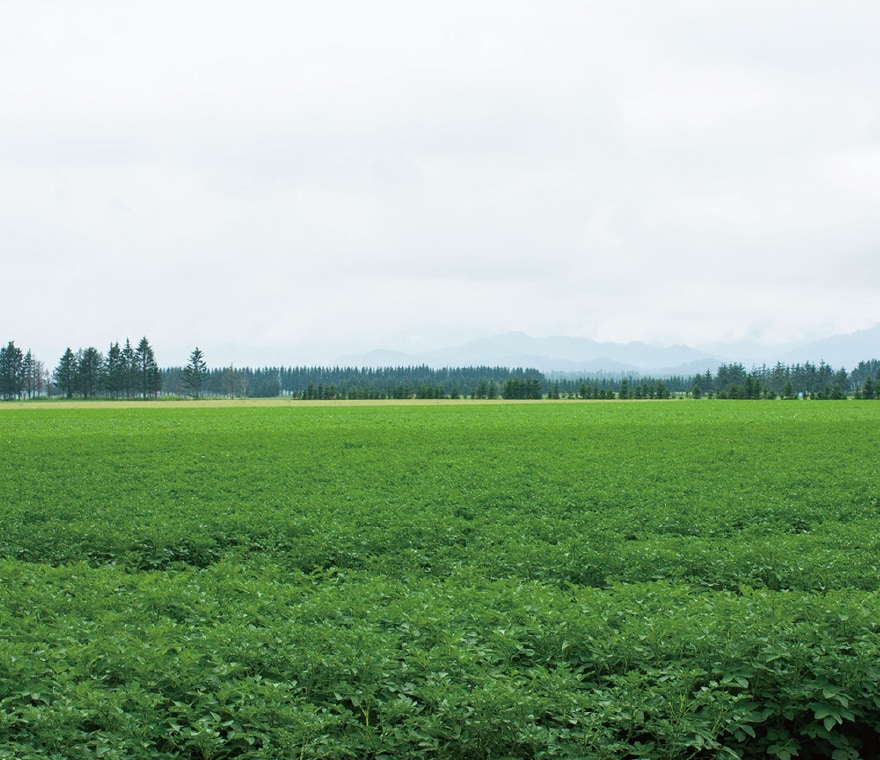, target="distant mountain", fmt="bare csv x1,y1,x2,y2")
779,324,880,369
338,325,880,375
341,332,721,375
337,349,419,367
700,324,880,370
